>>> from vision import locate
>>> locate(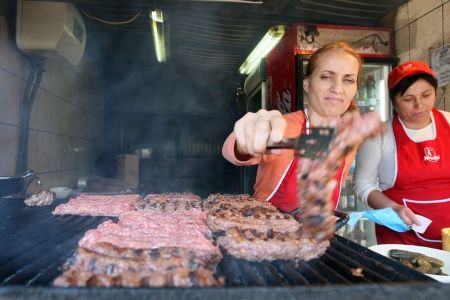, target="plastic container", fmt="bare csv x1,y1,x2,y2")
49,187,72,199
